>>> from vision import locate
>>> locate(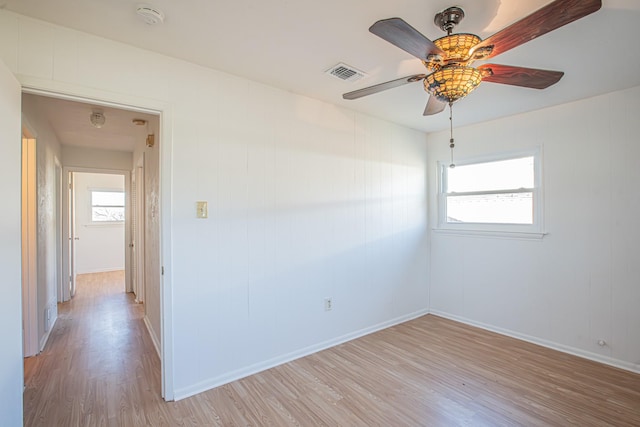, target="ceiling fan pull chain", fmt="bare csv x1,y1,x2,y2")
449,102,455,168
